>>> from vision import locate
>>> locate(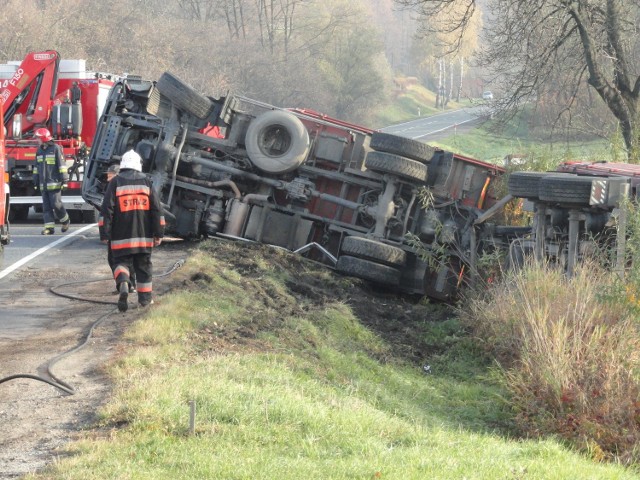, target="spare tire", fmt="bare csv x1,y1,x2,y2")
245,110,310,174
156,72,213,119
